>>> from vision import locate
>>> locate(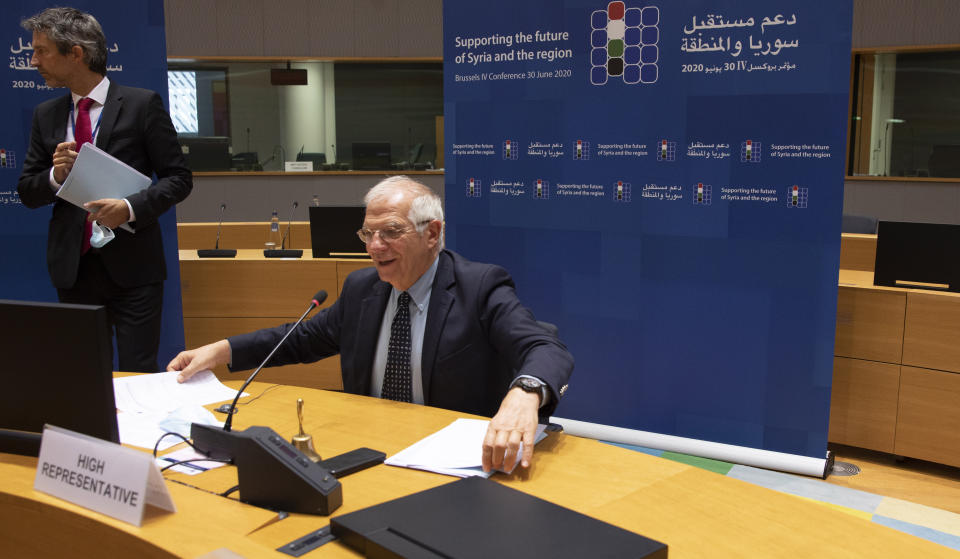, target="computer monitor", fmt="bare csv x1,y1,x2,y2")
351,142,391,170
0,300,119,456
309,206,368,258
179,135,232,171
874,221,960,292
